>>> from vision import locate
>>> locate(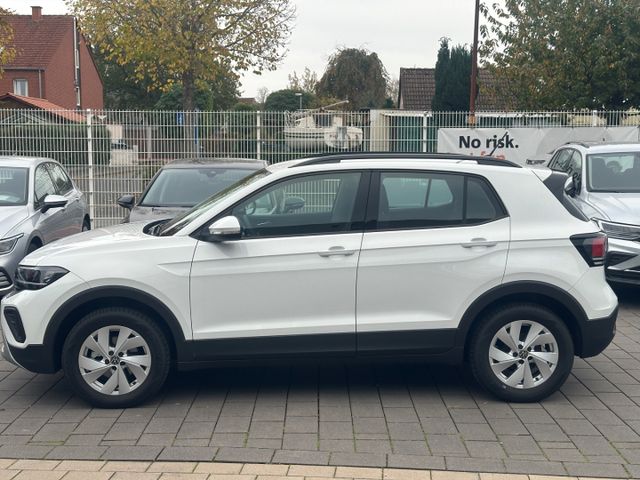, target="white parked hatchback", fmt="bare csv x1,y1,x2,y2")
0,153,618,407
